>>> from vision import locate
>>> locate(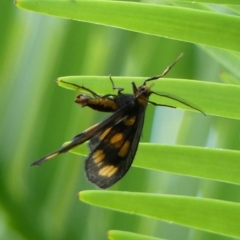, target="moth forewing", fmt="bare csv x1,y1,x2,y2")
85,101,147,188
30,103,134,167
